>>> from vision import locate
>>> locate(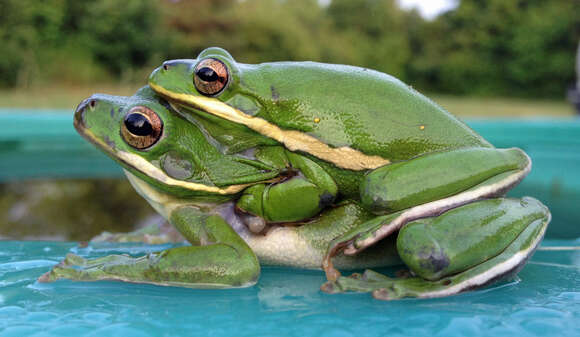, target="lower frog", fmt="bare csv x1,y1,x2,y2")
42,87,403,289
39,50,550,299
